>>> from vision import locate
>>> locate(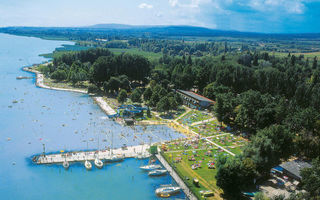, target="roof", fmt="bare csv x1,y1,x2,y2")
280,160,312,180
177,90,215,103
